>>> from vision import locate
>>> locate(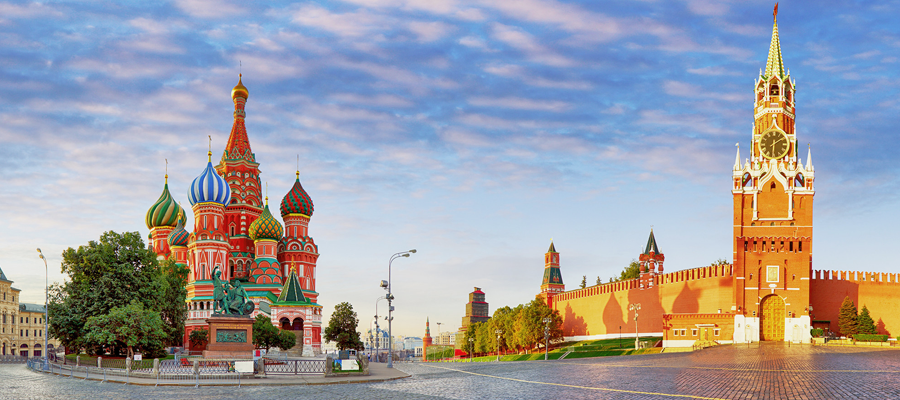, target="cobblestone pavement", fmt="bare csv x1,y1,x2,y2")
7,343,900,399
